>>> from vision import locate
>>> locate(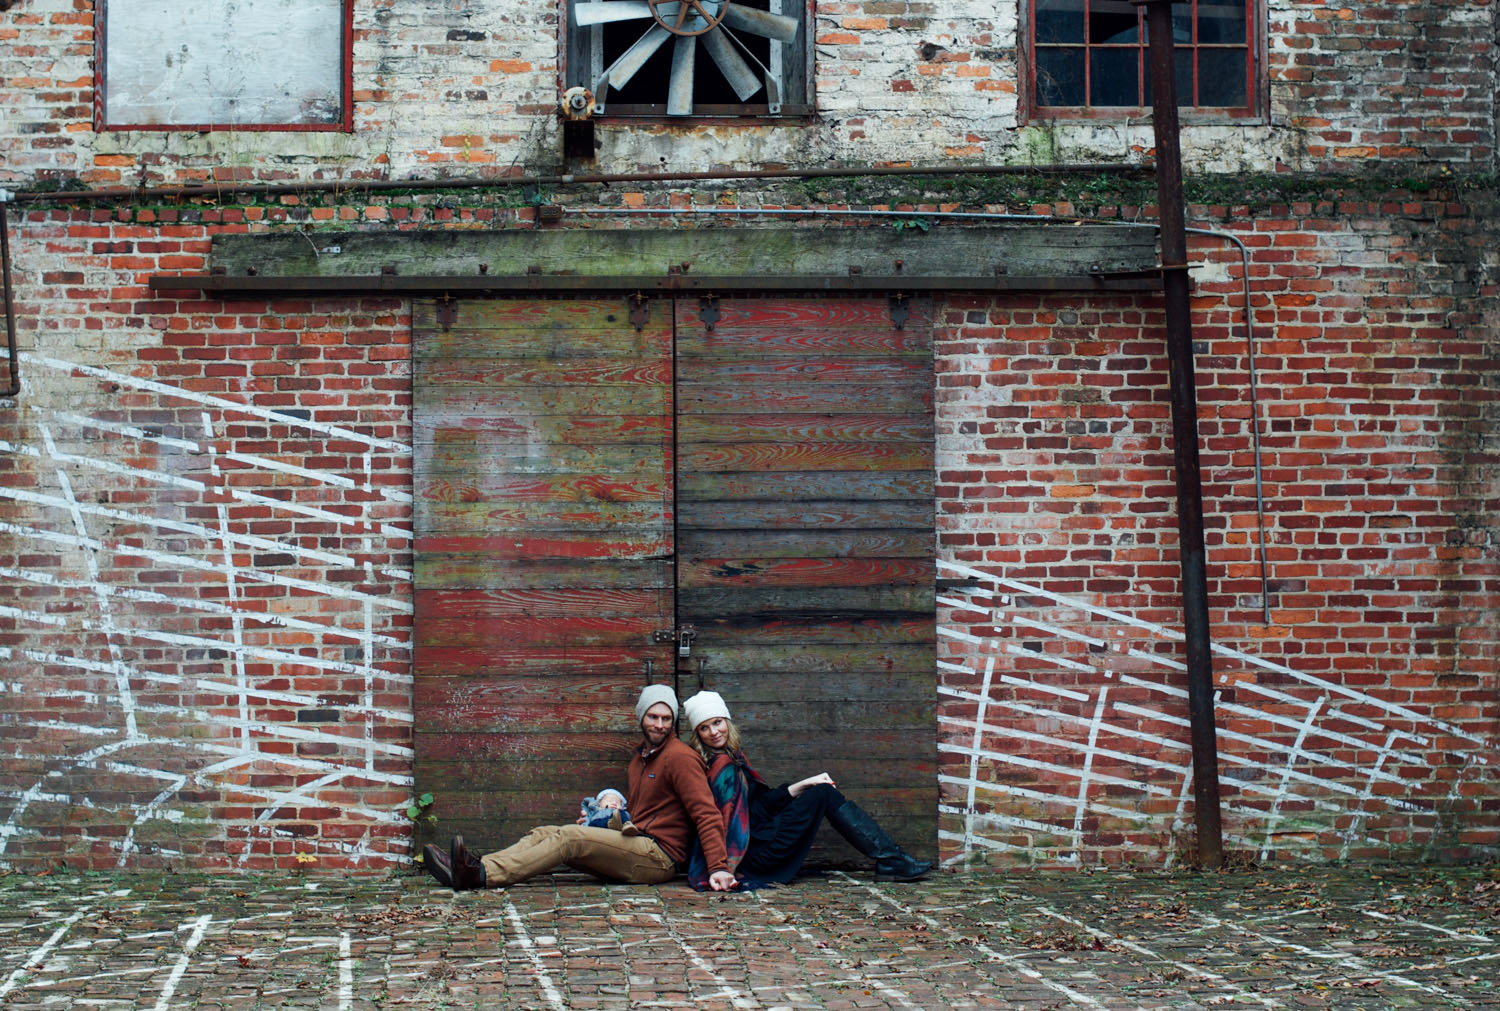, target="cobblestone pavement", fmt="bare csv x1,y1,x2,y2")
1,864,1496,1009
